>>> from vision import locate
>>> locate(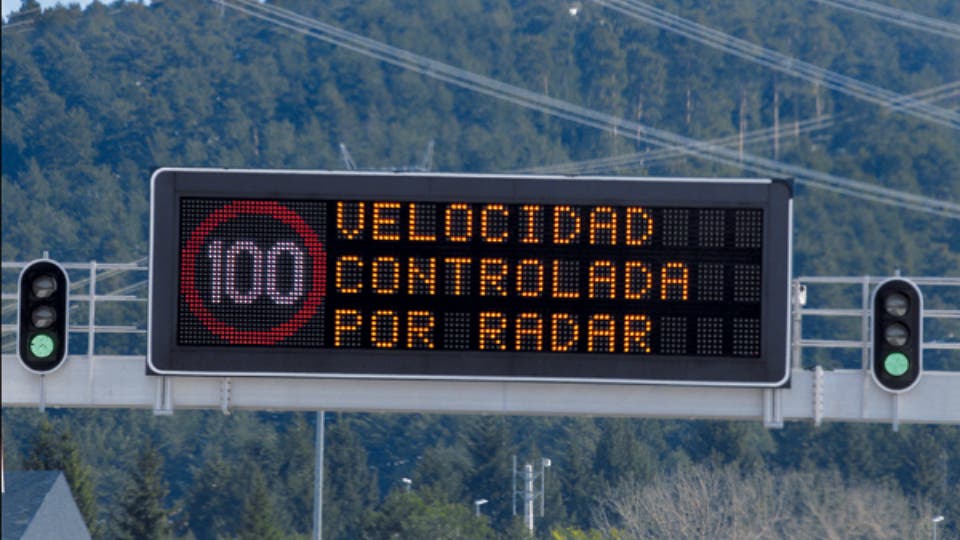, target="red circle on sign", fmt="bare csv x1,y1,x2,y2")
180,200,326,345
